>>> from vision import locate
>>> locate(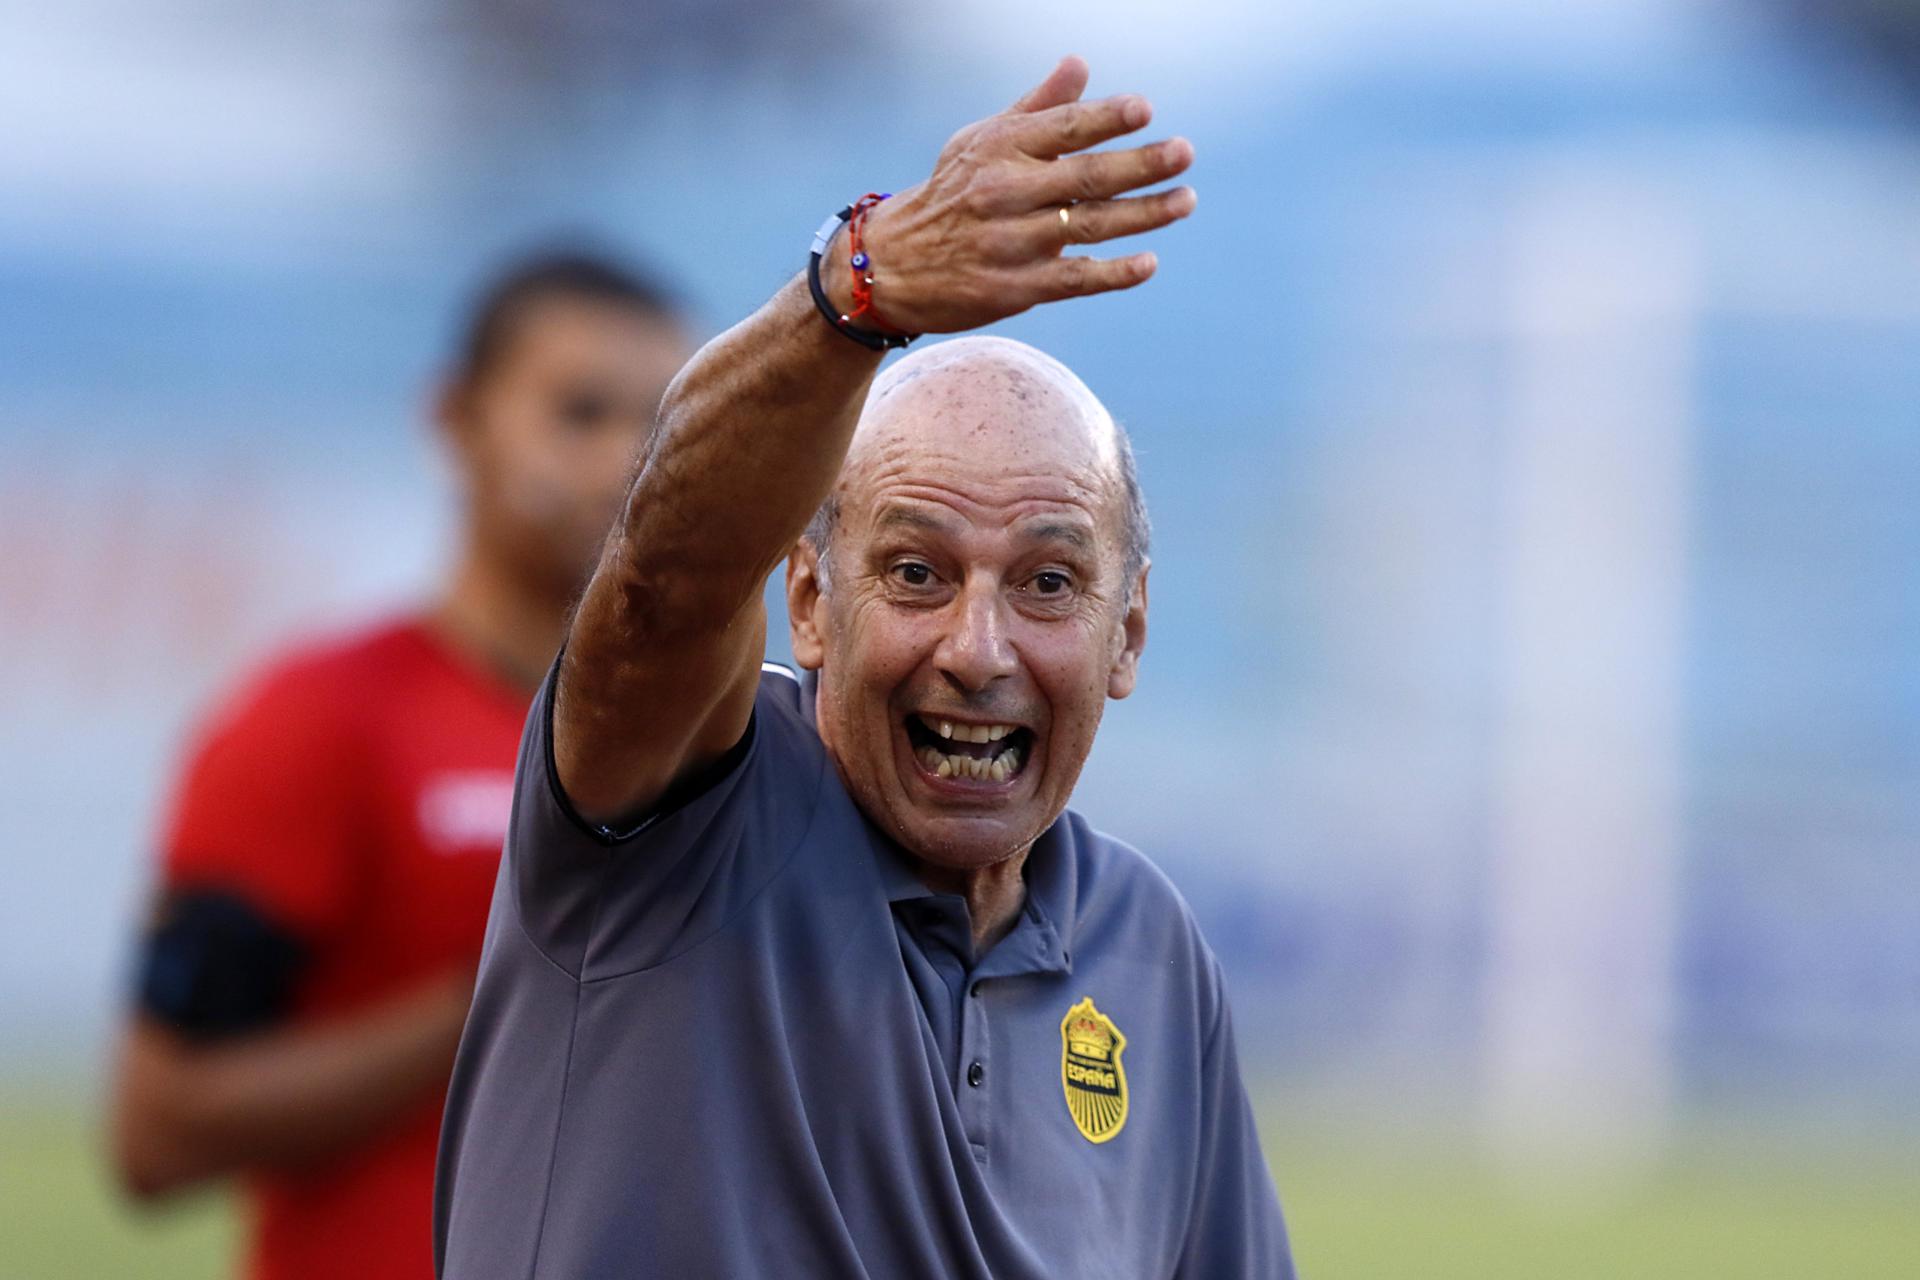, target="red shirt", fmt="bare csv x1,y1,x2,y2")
159,616,530,1280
